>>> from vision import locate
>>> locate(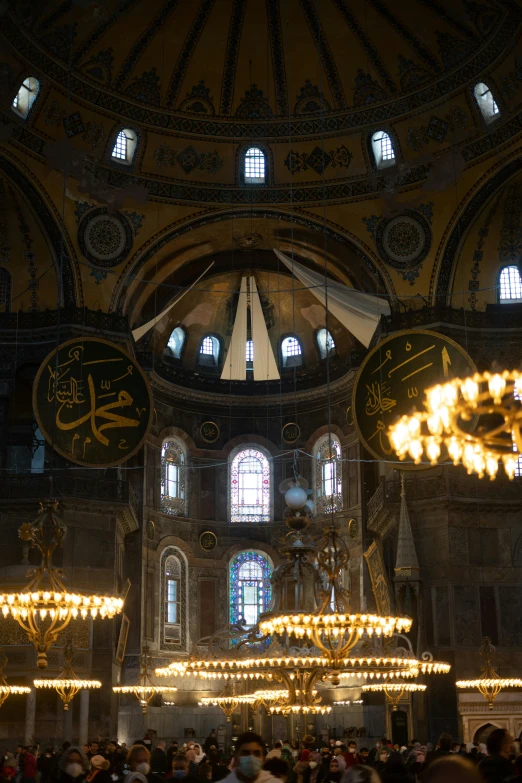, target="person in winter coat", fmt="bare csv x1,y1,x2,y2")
87,757,112,783
478,729,514,783
22,748,37,783
219,732,280,783
2,754,18,783
150,744,168,777
326,757,345,783
55,746,90,783
374,749,389,775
